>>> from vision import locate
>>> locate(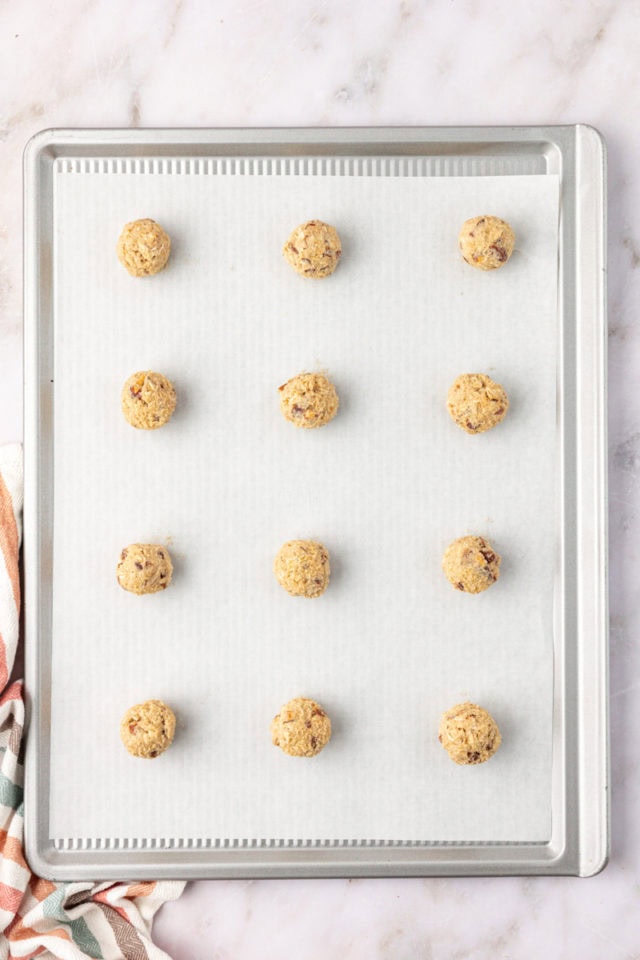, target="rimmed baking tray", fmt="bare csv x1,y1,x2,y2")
24,126,607,879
